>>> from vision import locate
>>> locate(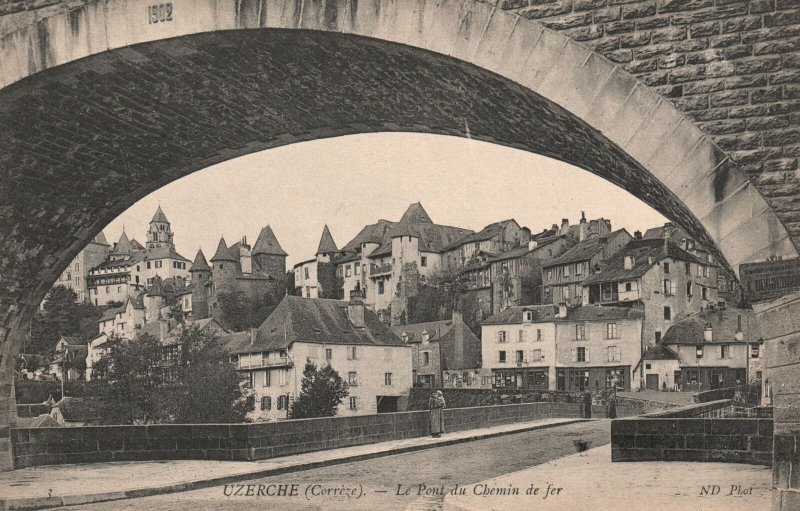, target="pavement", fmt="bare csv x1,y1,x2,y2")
442,443,773,511
0,417,583,510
